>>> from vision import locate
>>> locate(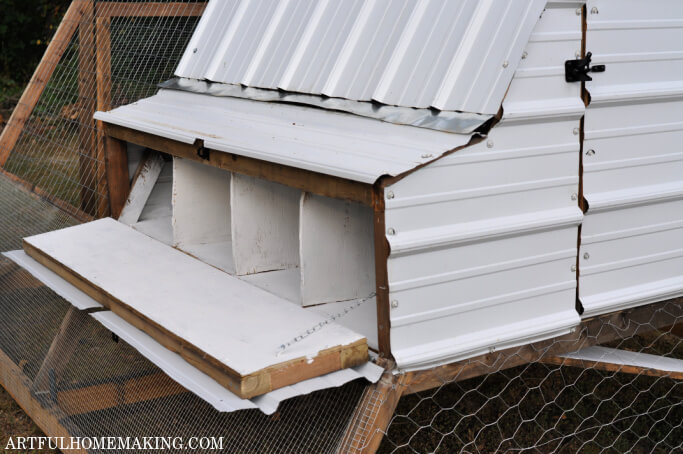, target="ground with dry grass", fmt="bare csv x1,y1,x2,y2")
0,386,56,454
